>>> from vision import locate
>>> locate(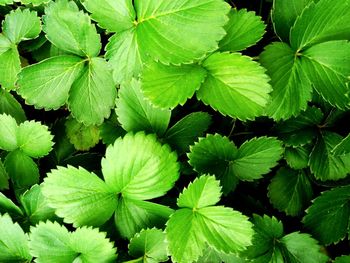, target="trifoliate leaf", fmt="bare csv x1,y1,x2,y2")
164,112,212,154
115,198,173,240
82,0,135,33
116,79,171,136
19,184,56,225
68,57,116,125
177,175,221,209
268,168,313,216
309,132,350,181
272,0,314,41
0,113,18,151
101,132,179,200
259,42,312,120
29,221,117,263
284,145,311,169
197,52,271,120
303,185,350,245
128,229,168,263
333,133,350,155
0,89,26,123
43,0,101,57
0,213,31,262
219,8,266,52
141,61,207,109
0,44,21,90
0,192,23,216
42,166,117,227
290,0,350,50
2,8,41,44
334,256,350,263
301,40,350,109
65,117,100,151
17,55,85,110
17,120,54,158
0,160,9,190
275,106,323,146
